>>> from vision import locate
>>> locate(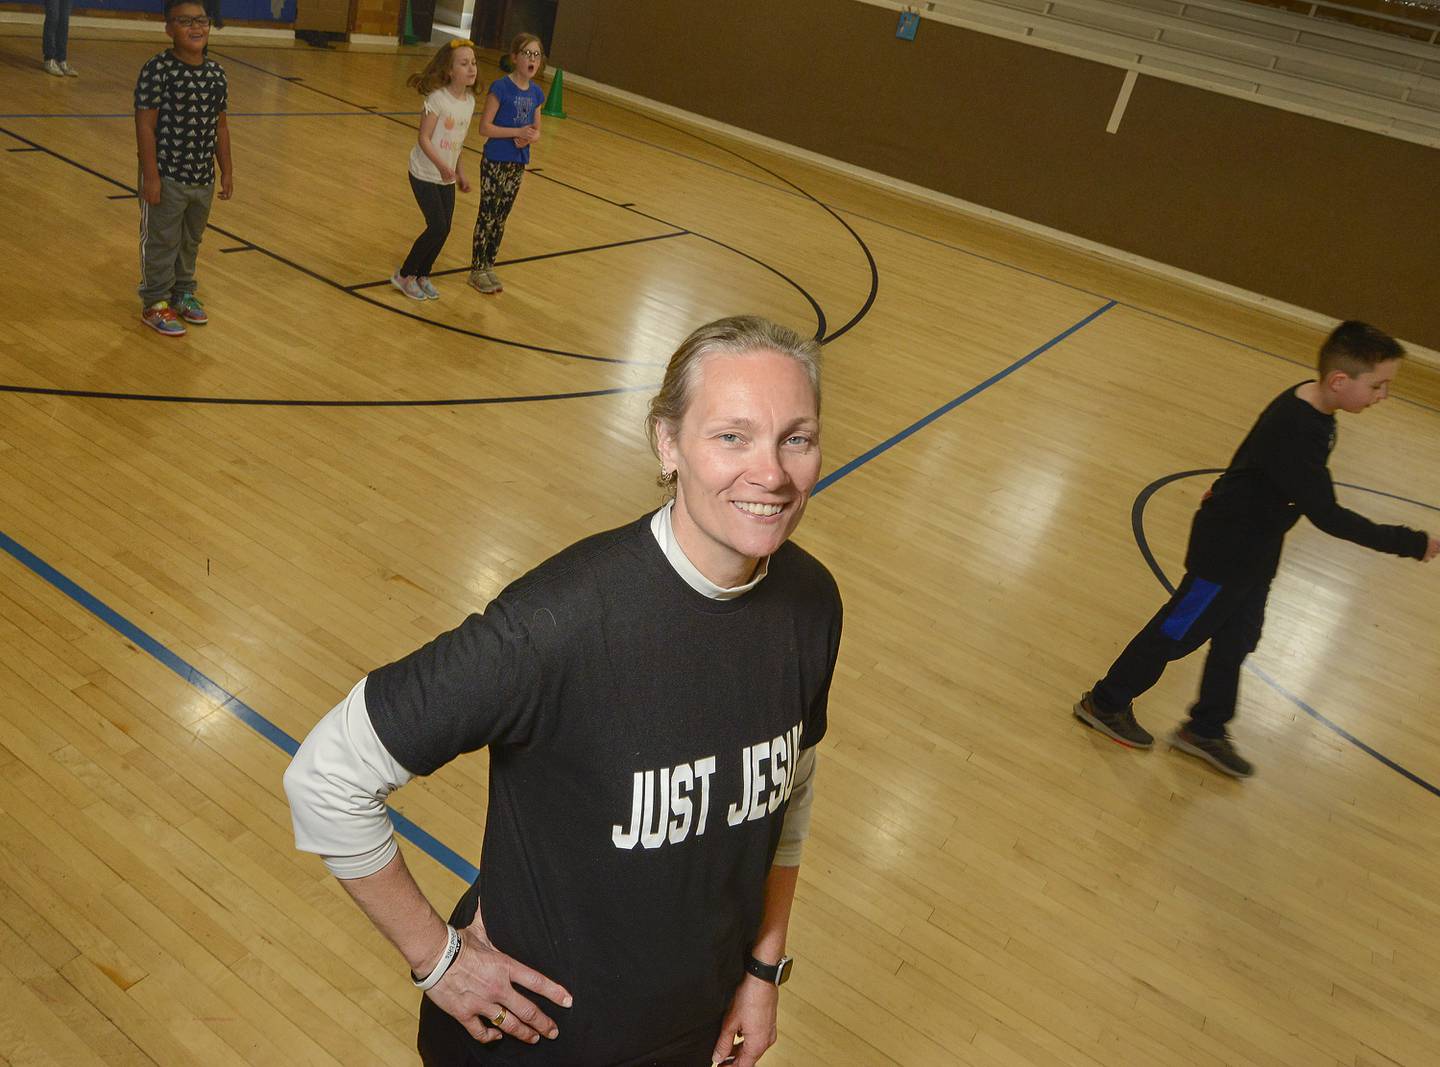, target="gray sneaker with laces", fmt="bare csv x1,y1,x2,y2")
1169,727,1254,778
1073,691,1153,749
